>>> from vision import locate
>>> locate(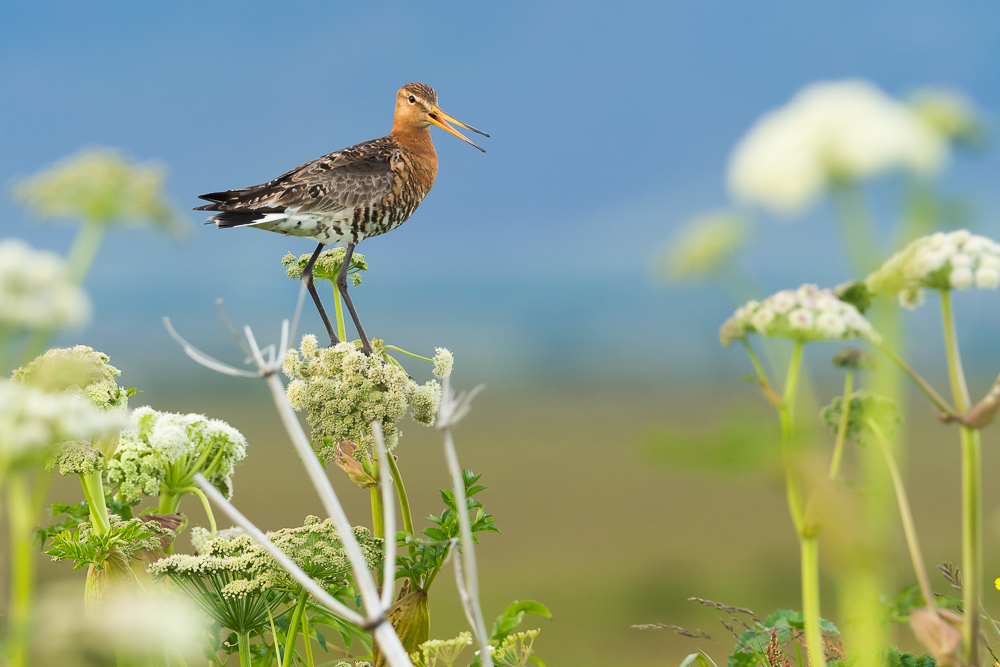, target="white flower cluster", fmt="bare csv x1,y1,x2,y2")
867,230,1000,308
107,407,248,502
282,337,443,459
432,347,454,378
721,284,880,346
0,381,129,468
0,239,90,330
14,148,184,235
729,80,946,214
